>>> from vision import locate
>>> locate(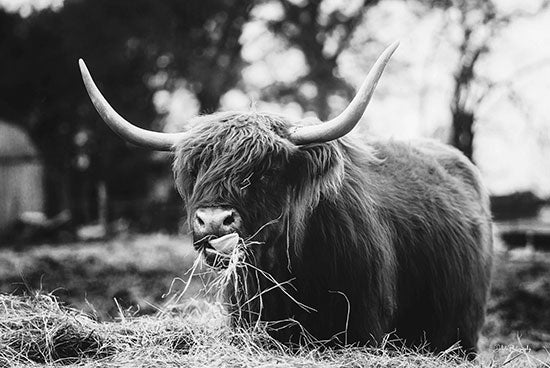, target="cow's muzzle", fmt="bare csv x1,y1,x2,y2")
192,207,242,266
